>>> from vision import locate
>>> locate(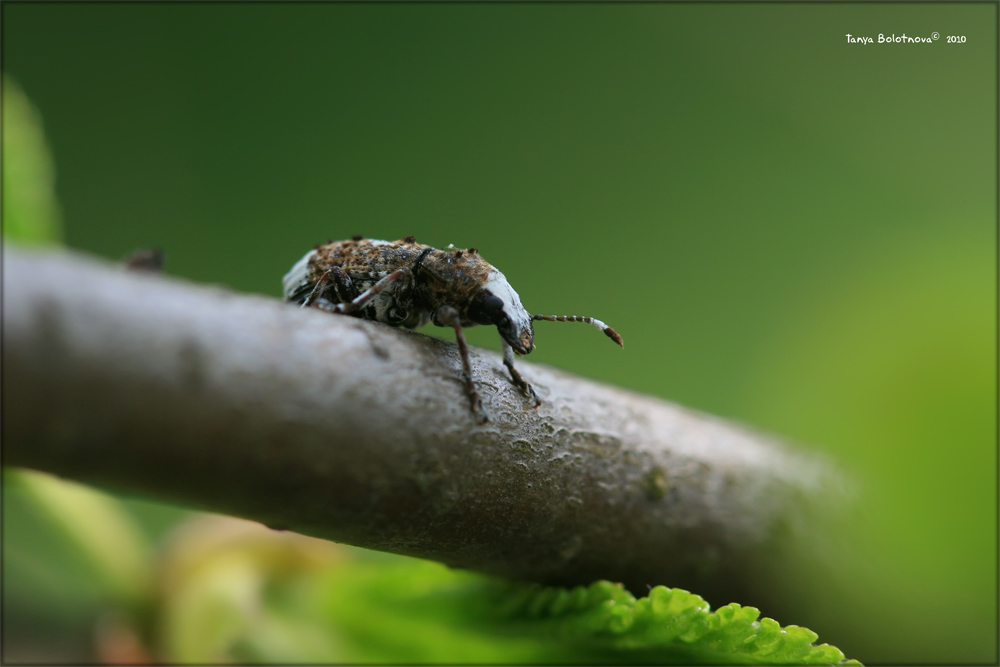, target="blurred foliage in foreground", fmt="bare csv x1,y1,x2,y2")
6,471,857,665
2,76,62,244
